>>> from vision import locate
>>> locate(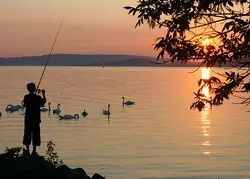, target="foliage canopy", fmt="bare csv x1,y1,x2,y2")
125,0,250,111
